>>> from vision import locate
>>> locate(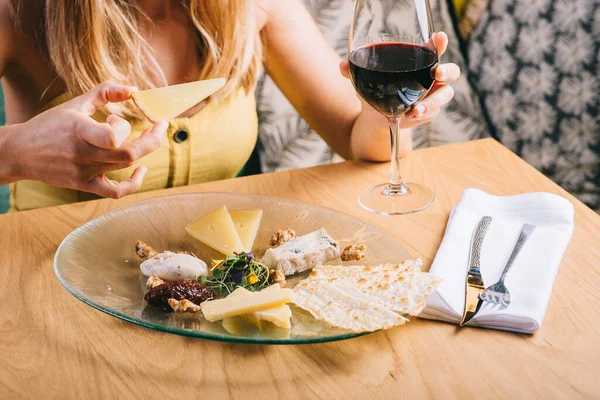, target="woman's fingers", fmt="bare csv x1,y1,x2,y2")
435,63,460,82
406,84,455,119
432,32,448,57
86,120,167,163
85,166,147,199
339,60,350,78
64,81,138,116
79,114,133,149
77,116,132,150
106,115,132,147
77,120,167,198
121,121,168,161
